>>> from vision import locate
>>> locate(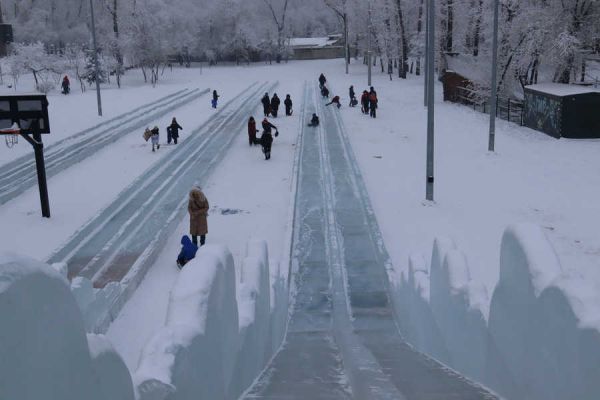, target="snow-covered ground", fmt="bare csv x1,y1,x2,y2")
1,59,599,395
